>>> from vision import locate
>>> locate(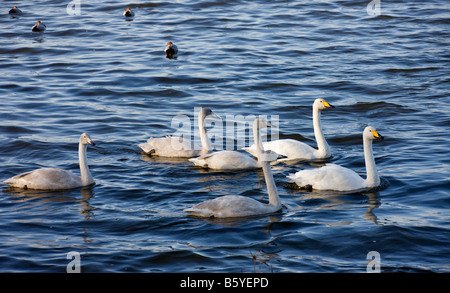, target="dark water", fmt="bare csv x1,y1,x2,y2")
0,0,449,273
